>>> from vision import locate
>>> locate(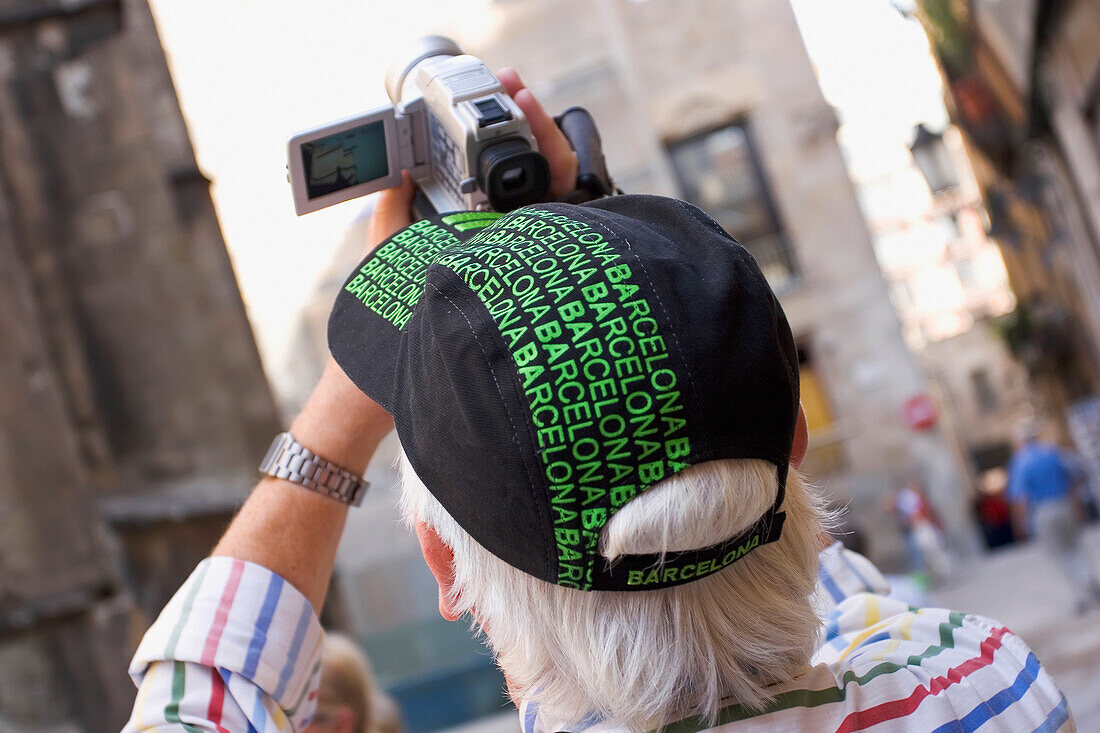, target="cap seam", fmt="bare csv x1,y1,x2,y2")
673,197,736,244
674,192,795,408
774,302,799,386
564,210,703,589
583,215,703,406
423,272,557,580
